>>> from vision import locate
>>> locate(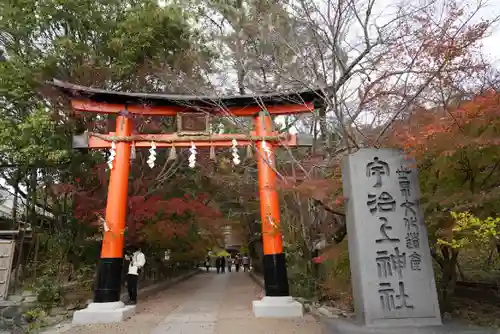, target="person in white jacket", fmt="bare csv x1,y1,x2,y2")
124,245,146,305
